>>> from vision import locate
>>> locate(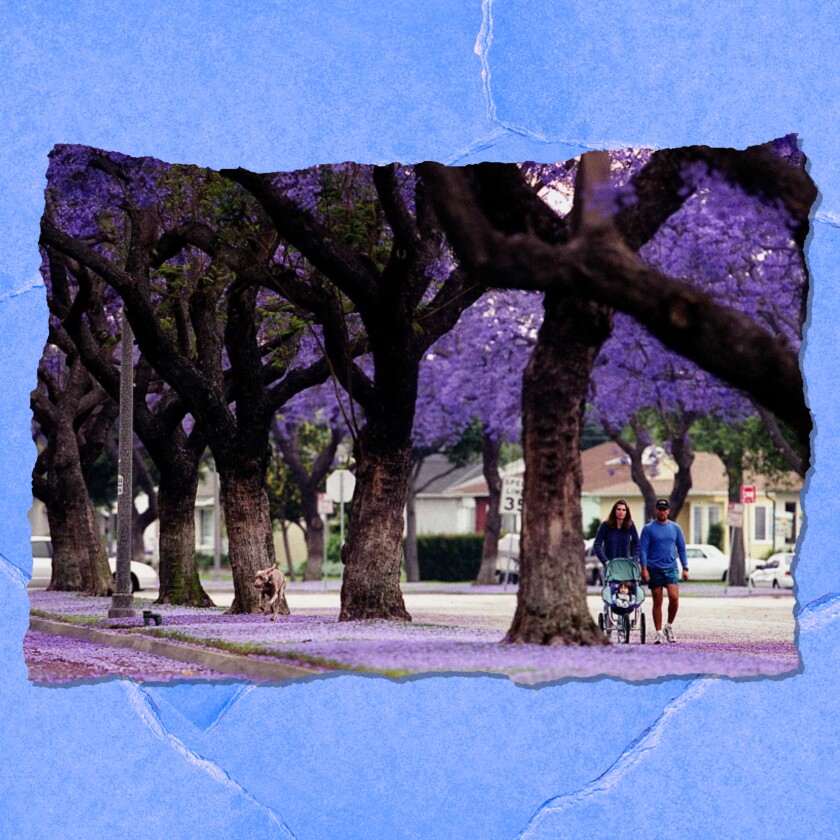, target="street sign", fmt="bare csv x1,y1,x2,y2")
317,492,334,516
740,485,757,504
501,476,524,513
727,502,744,528
326,469,356,503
